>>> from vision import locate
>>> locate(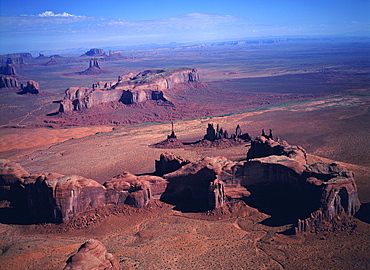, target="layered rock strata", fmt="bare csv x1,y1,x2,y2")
0,136,361,232
0,160,167,223
59,68,200,112
104,172,167,207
